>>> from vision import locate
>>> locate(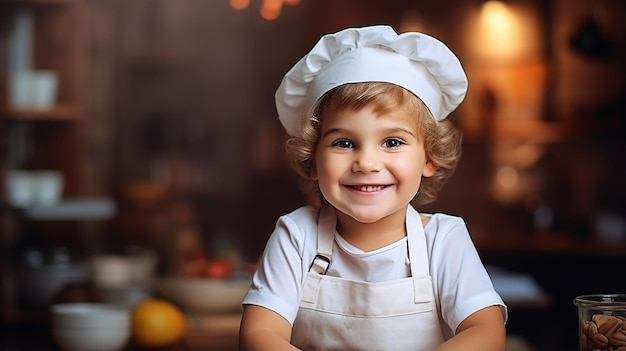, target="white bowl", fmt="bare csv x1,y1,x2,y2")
152,276,251,313
51,303,130,351
89,251,156,288
51,303,129,329
52,329,130,351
